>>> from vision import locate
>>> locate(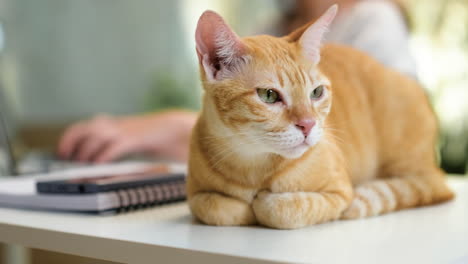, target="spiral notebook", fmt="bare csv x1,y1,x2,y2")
0,162,186,213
